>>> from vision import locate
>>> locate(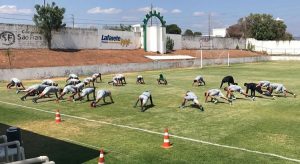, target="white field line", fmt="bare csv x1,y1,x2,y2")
0,100,299,163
